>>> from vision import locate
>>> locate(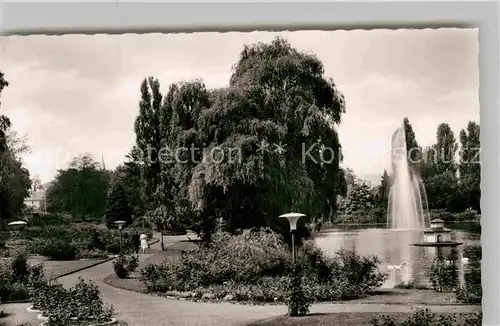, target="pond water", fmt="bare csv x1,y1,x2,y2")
314,223,481,289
